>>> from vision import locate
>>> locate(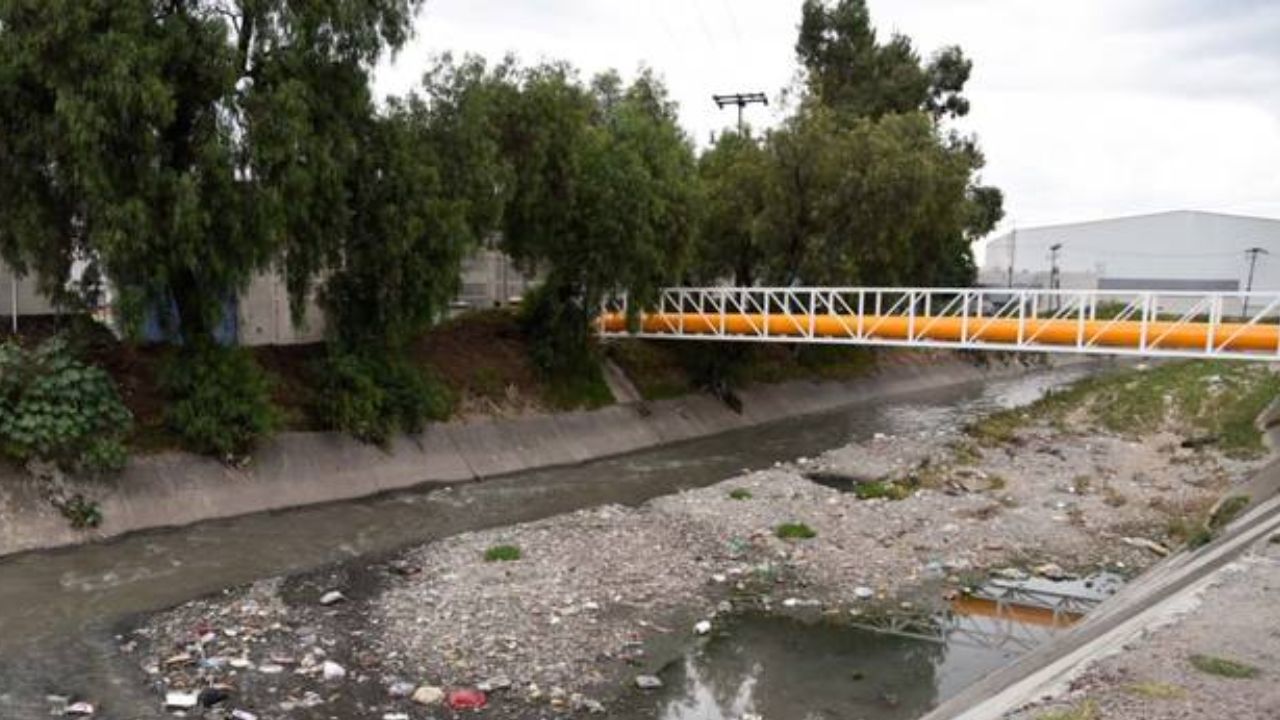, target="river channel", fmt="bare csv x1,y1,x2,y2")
0,363,1098,718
